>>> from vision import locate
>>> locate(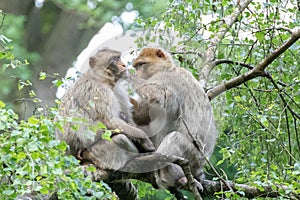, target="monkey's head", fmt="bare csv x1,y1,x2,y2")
132,47,174,79
89,48,127,80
